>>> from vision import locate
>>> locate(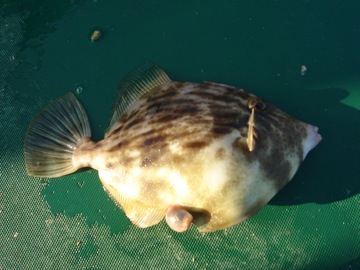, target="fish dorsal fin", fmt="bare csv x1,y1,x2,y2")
106,63,171,134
